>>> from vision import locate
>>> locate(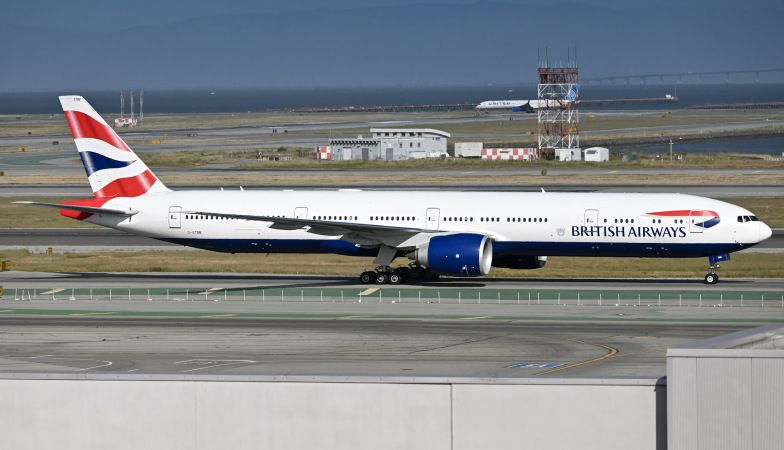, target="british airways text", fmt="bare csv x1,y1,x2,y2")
572,226,687,238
